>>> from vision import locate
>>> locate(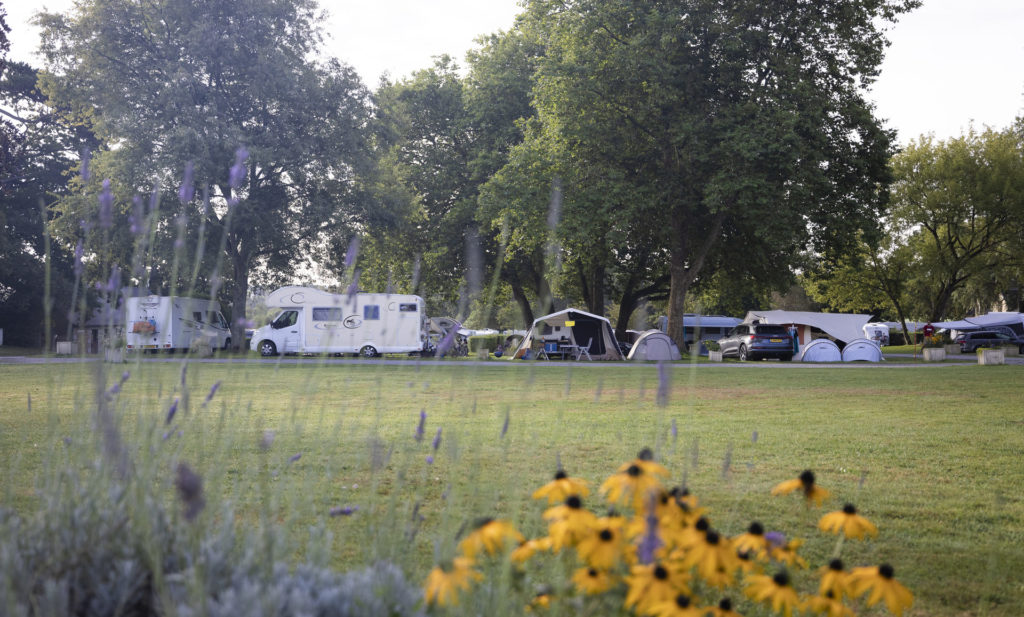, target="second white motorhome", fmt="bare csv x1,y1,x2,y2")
125,295,231,351
249,286,427,357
